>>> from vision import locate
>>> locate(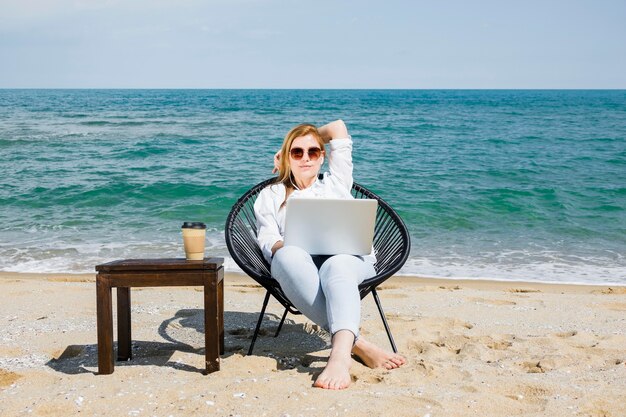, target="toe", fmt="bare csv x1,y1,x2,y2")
390,356,405,367
327,378,336,390
314,377,327,389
